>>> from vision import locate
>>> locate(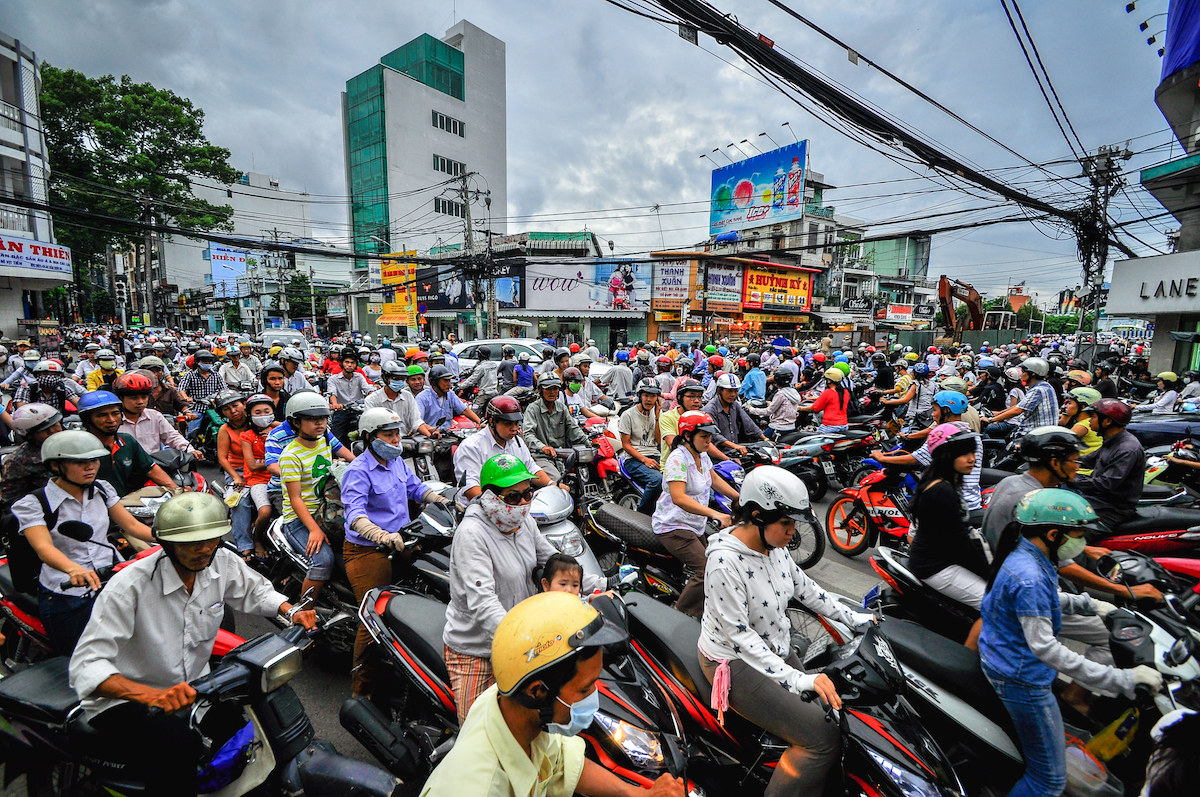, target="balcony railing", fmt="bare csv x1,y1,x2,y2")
0,101,20,133
0,202,30,233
